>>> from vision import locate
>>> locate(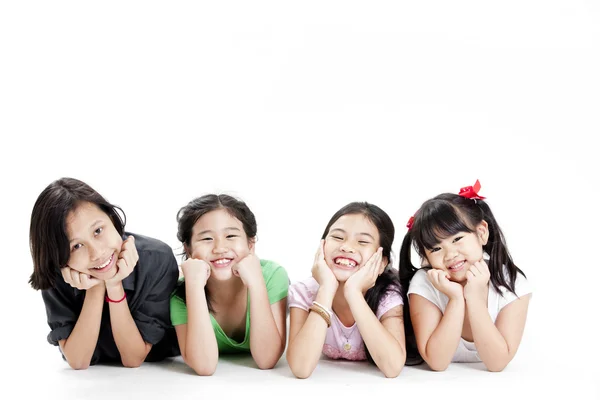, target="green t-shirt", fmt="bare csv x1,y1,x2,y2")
170,259,289,353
